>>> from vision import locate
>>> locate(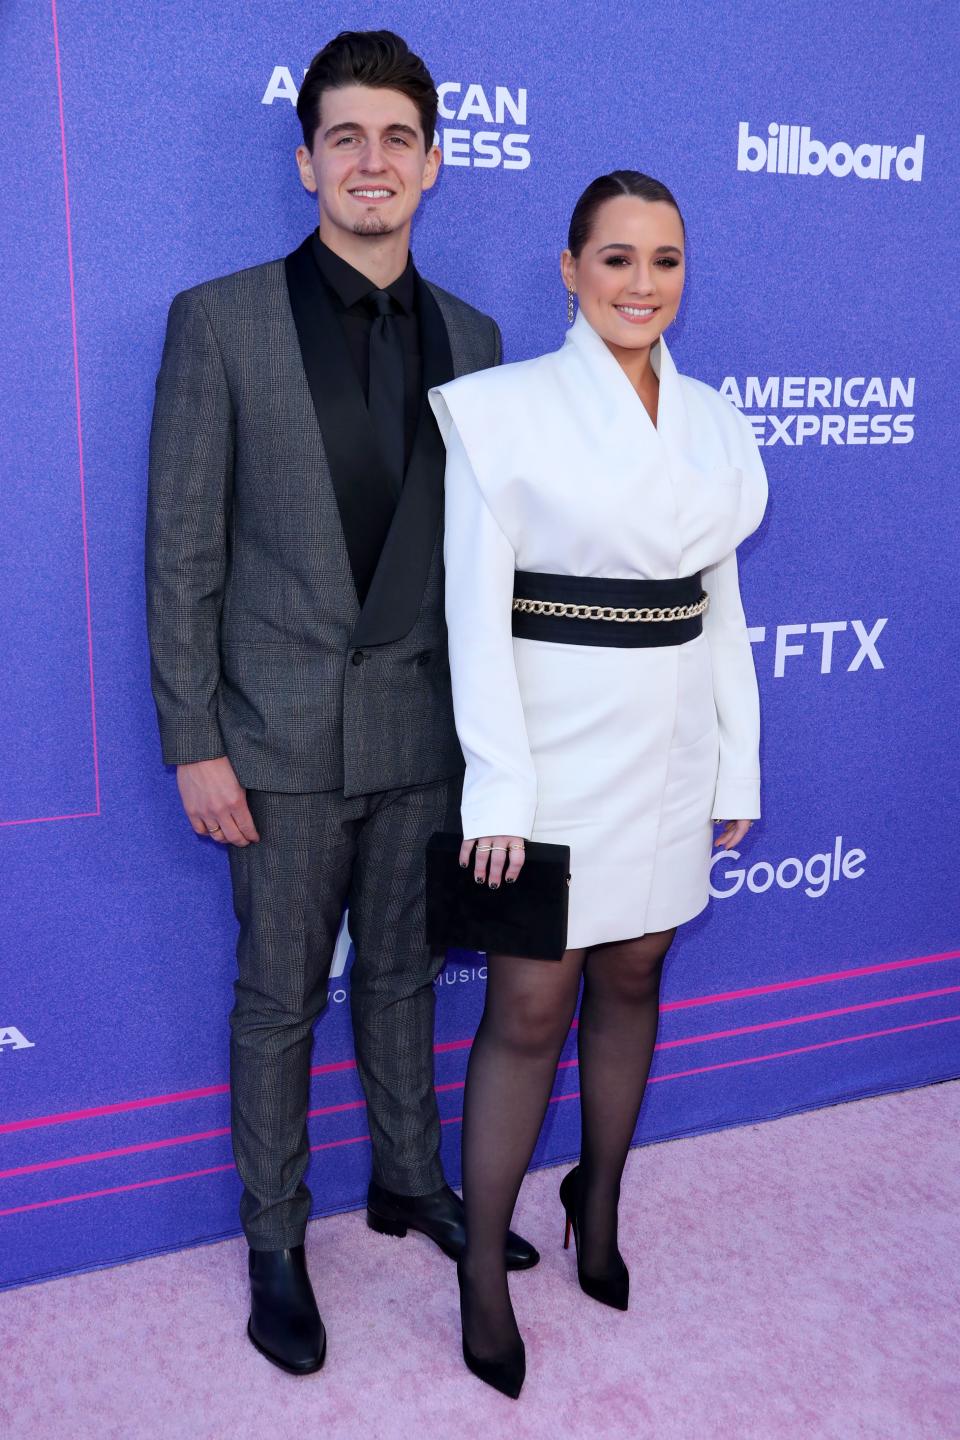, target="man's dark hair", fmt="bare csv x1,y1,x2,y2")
297,31,438,152
568,171,685,257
